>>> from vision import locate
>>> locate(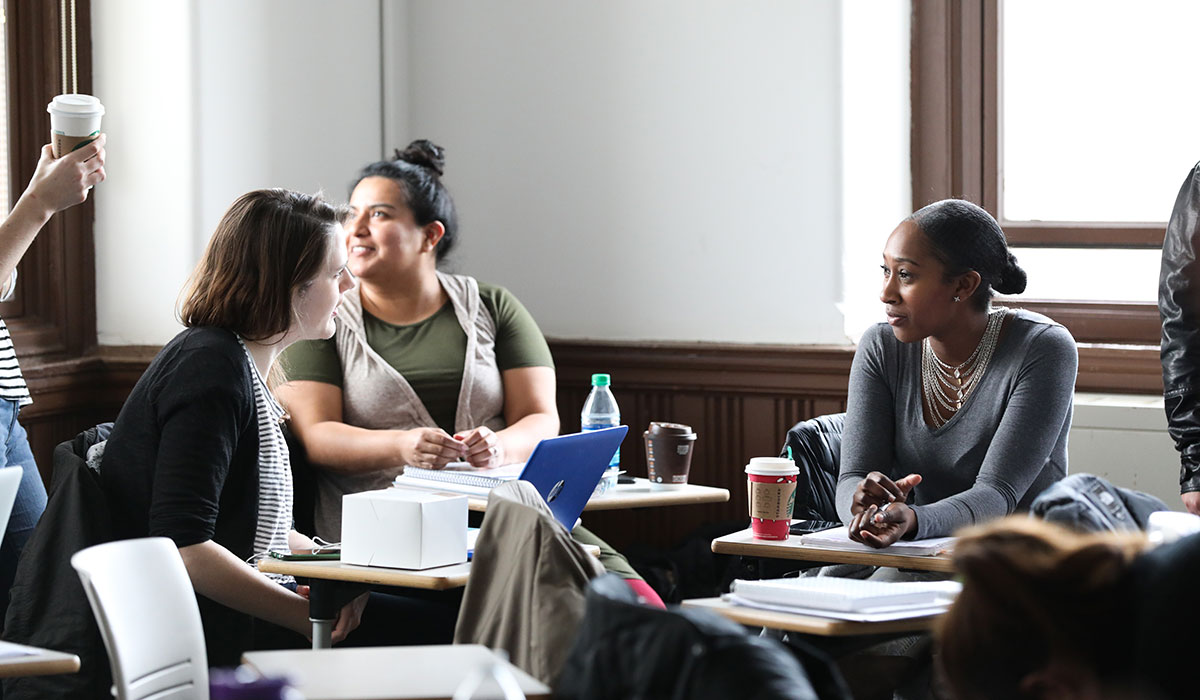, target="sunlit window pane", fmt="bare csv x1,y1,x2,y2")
1003,1,1200,223
1006,247,1159,304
